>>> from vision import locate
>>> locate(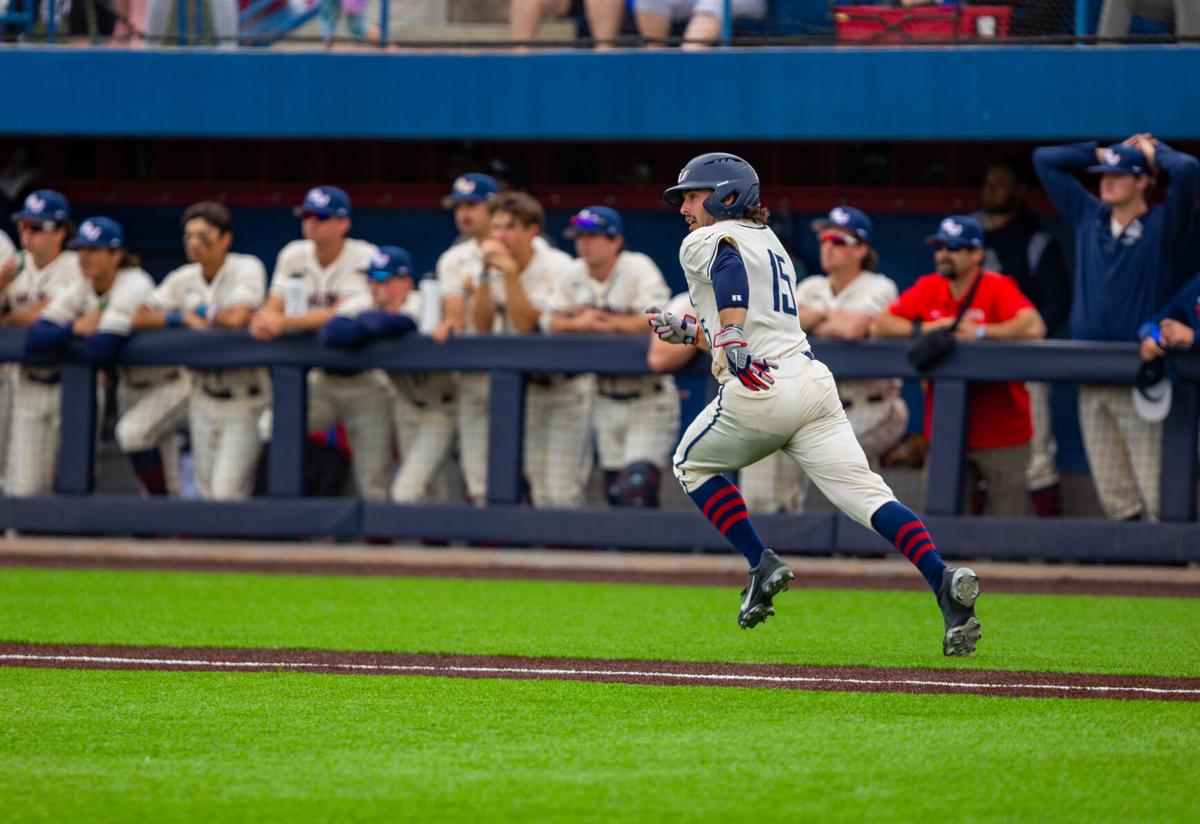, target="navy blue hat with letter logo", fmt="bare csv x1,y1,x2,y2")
360,246,415,281
68,217,125,250
294,186,352,218
11,189,71,225
925,215,985,249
